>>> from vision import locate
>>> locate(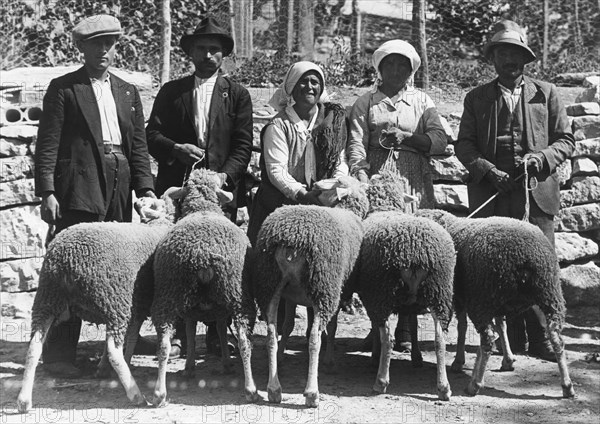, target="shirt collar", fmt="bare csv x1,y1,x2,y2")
285,104,319,132
373,87,412,106
194,71,219,88
497,78,525,94
90,73,111,85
